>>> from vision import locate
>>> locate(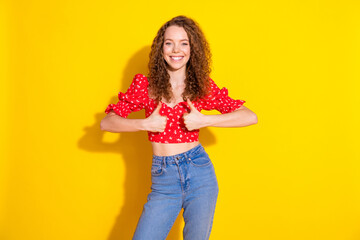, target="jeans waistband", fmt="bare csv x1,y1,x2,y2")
152,143,204,164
